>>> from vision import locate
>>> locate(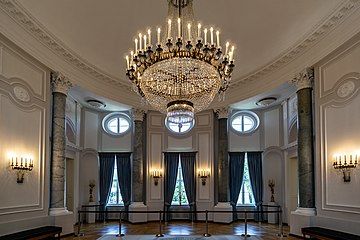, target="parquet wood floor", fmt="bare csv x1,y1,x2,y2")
63,221,299,240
